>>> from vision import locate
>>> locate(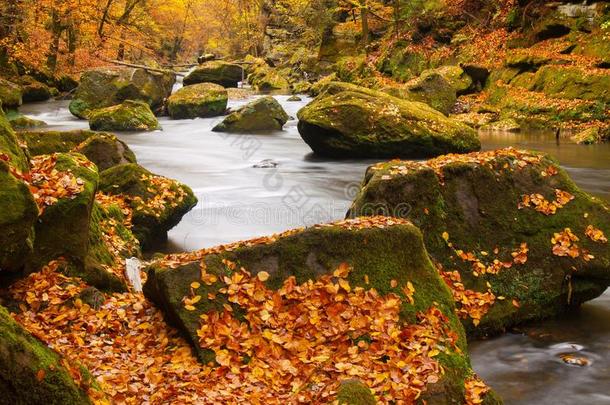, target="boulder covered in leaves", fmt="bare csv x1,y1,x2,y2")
69,67,175,119
348,149,610,337
19,130,136,171
0,108,38,274
167,83,228,119
99,163,197,249
297,88,480,158
212,96,289,132
183,61,243,88
0,306,95,404
144,217,501,404
88,100,160,132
